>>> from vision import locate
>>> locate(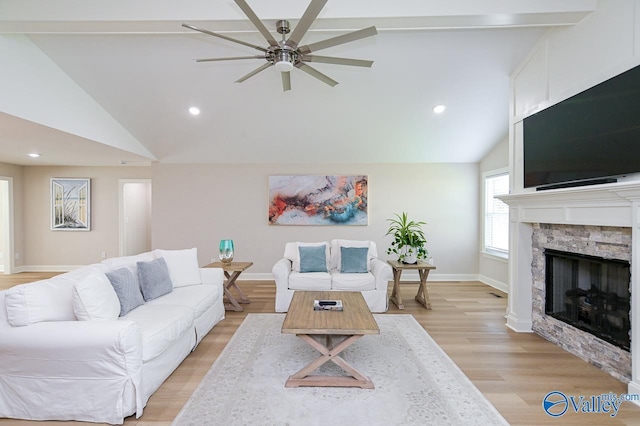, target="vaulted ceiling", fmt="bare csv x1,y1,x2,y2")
0,0,596,166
